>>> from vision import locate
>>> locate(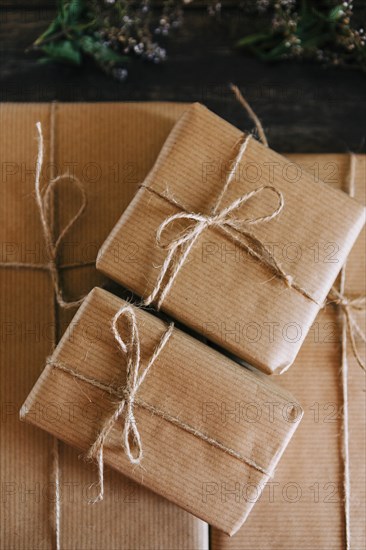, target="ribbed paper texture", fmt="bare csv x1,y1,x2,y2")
211,154,366,550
